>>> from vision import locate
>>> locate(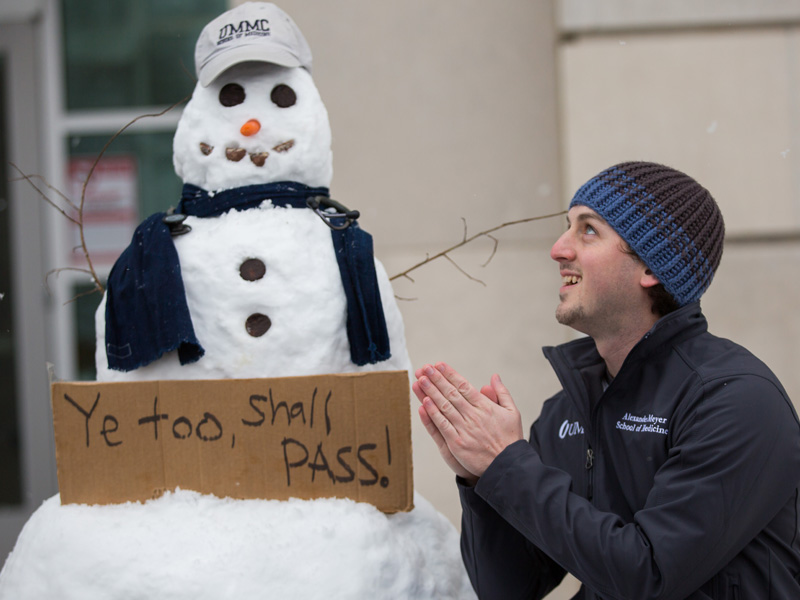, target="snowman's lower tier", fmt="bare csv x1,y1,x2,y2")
0,491,476,600
95,203,412,381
